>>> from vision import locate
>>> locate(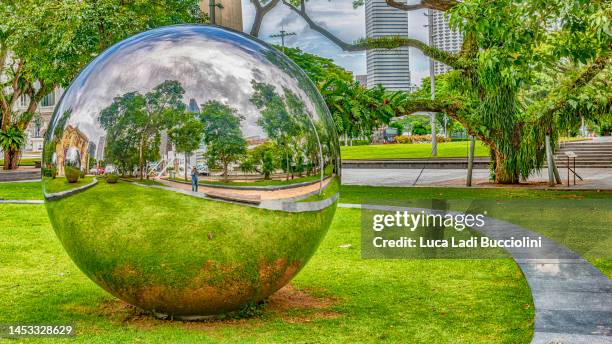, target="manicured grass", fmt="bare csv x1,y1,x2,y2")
0,203,533,343
44,176,95,194
0,158,40,167
120,177,165,187
0,181,42,200
339,185,612,203
559,137,592,143
340,141,489,160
